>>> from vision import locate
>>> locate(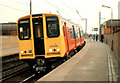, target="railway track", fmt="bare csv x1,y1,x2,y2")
2,54,30,81
2,43,85,83
2,57,61,83
2,54,19,64
2,53,73,82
